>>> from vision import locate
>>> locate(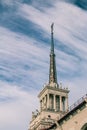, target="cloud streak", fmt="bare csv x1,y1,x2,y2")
0,81,39,130
0,0,87,130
